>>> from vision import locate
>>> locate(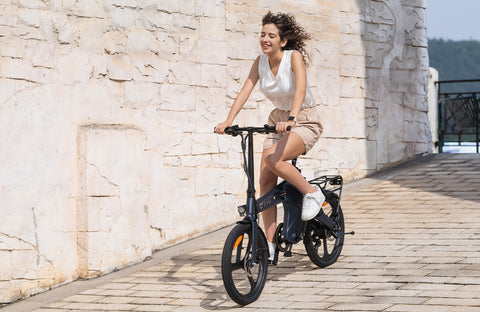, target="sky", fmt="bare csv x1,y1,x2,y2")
426,0,480,41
